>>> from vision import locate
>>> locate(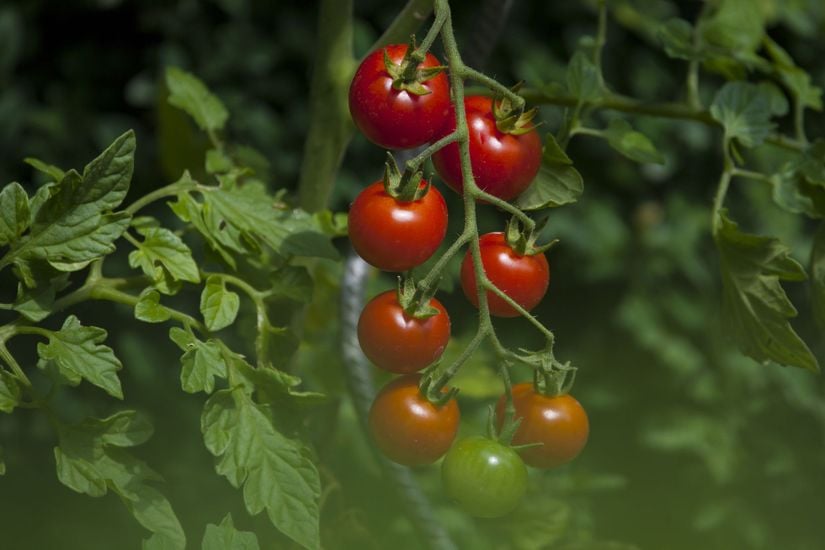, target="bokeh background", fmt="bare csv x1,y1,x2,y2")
1,0,824,548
